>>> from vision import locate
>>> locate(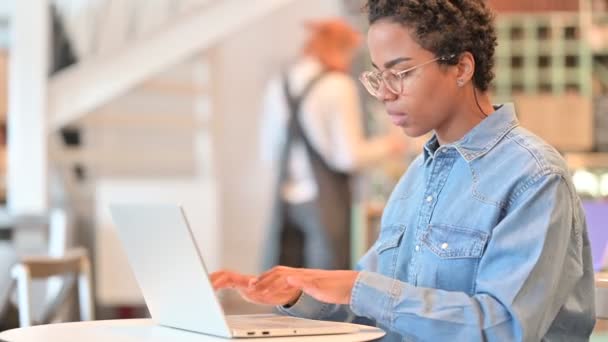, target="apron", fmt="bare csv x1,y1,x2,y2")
263,70,352,270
